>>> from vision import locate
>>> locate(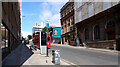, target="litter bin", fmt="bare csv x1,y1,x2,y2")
52,50,60,65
